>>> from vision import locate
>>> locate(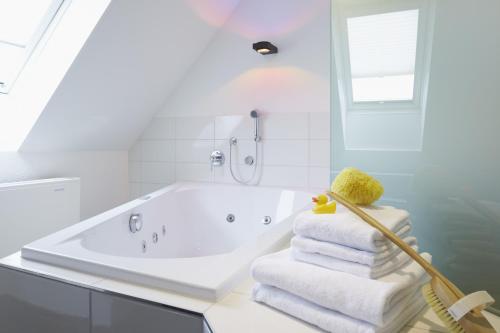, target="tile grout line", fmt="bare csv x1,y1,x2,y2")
173,117,177,184
307,112,311,191
211,117,216,183
139,139,144,196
